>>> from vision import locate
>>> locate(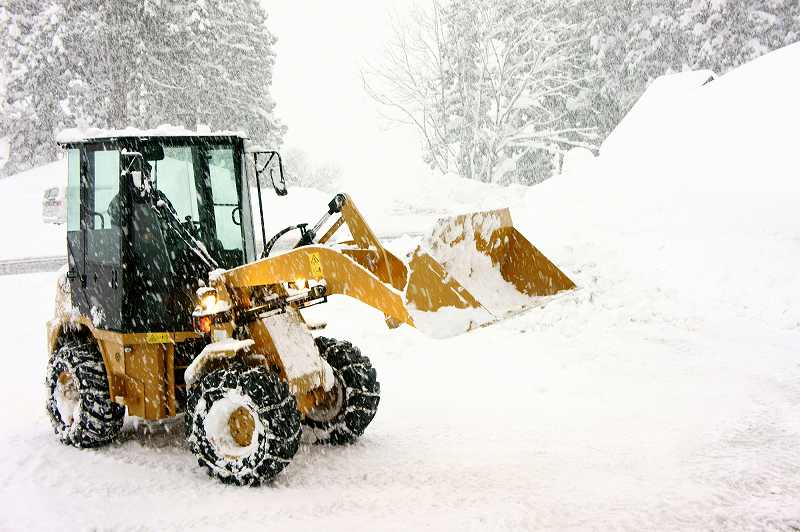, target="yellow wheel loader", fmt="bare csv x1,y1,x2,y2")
46,130,574,485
